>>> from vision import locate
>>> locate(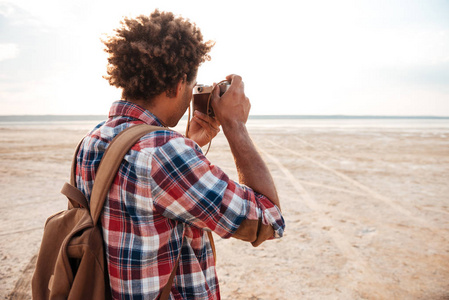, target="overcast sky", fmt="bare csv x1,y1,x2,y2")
1,0,448,116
